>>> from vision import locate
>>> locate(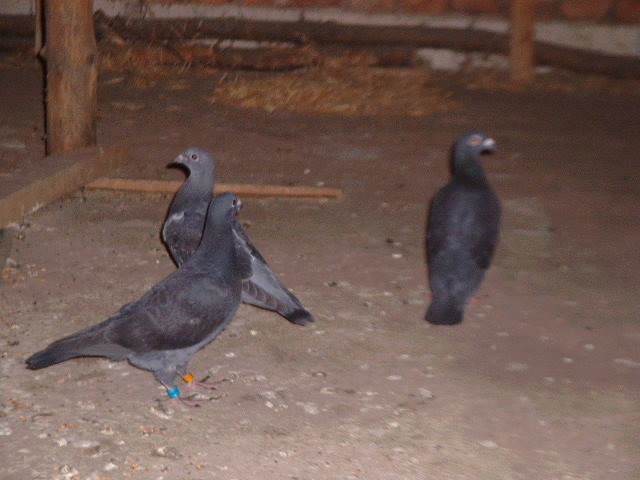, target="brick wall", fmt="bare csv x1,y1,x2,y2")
158,0,640,24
